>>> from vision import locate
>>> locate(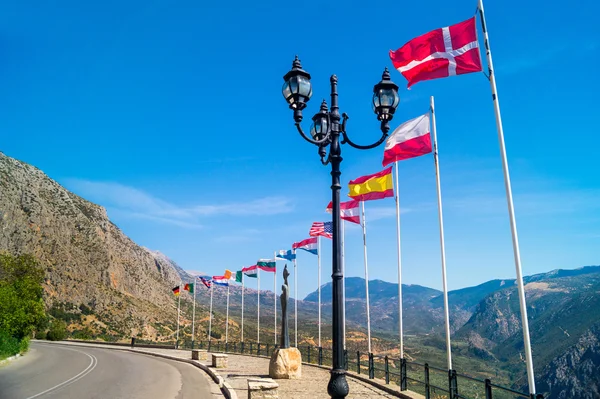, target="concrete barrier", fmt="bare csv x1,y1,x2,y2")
192,349,208,360
247,378,278,399
212,353,228,368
